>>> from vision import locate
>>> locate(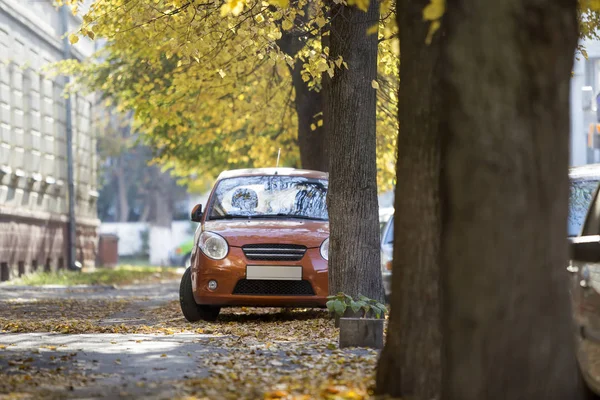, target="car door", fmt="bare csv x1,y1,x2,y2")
570,179,600,394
